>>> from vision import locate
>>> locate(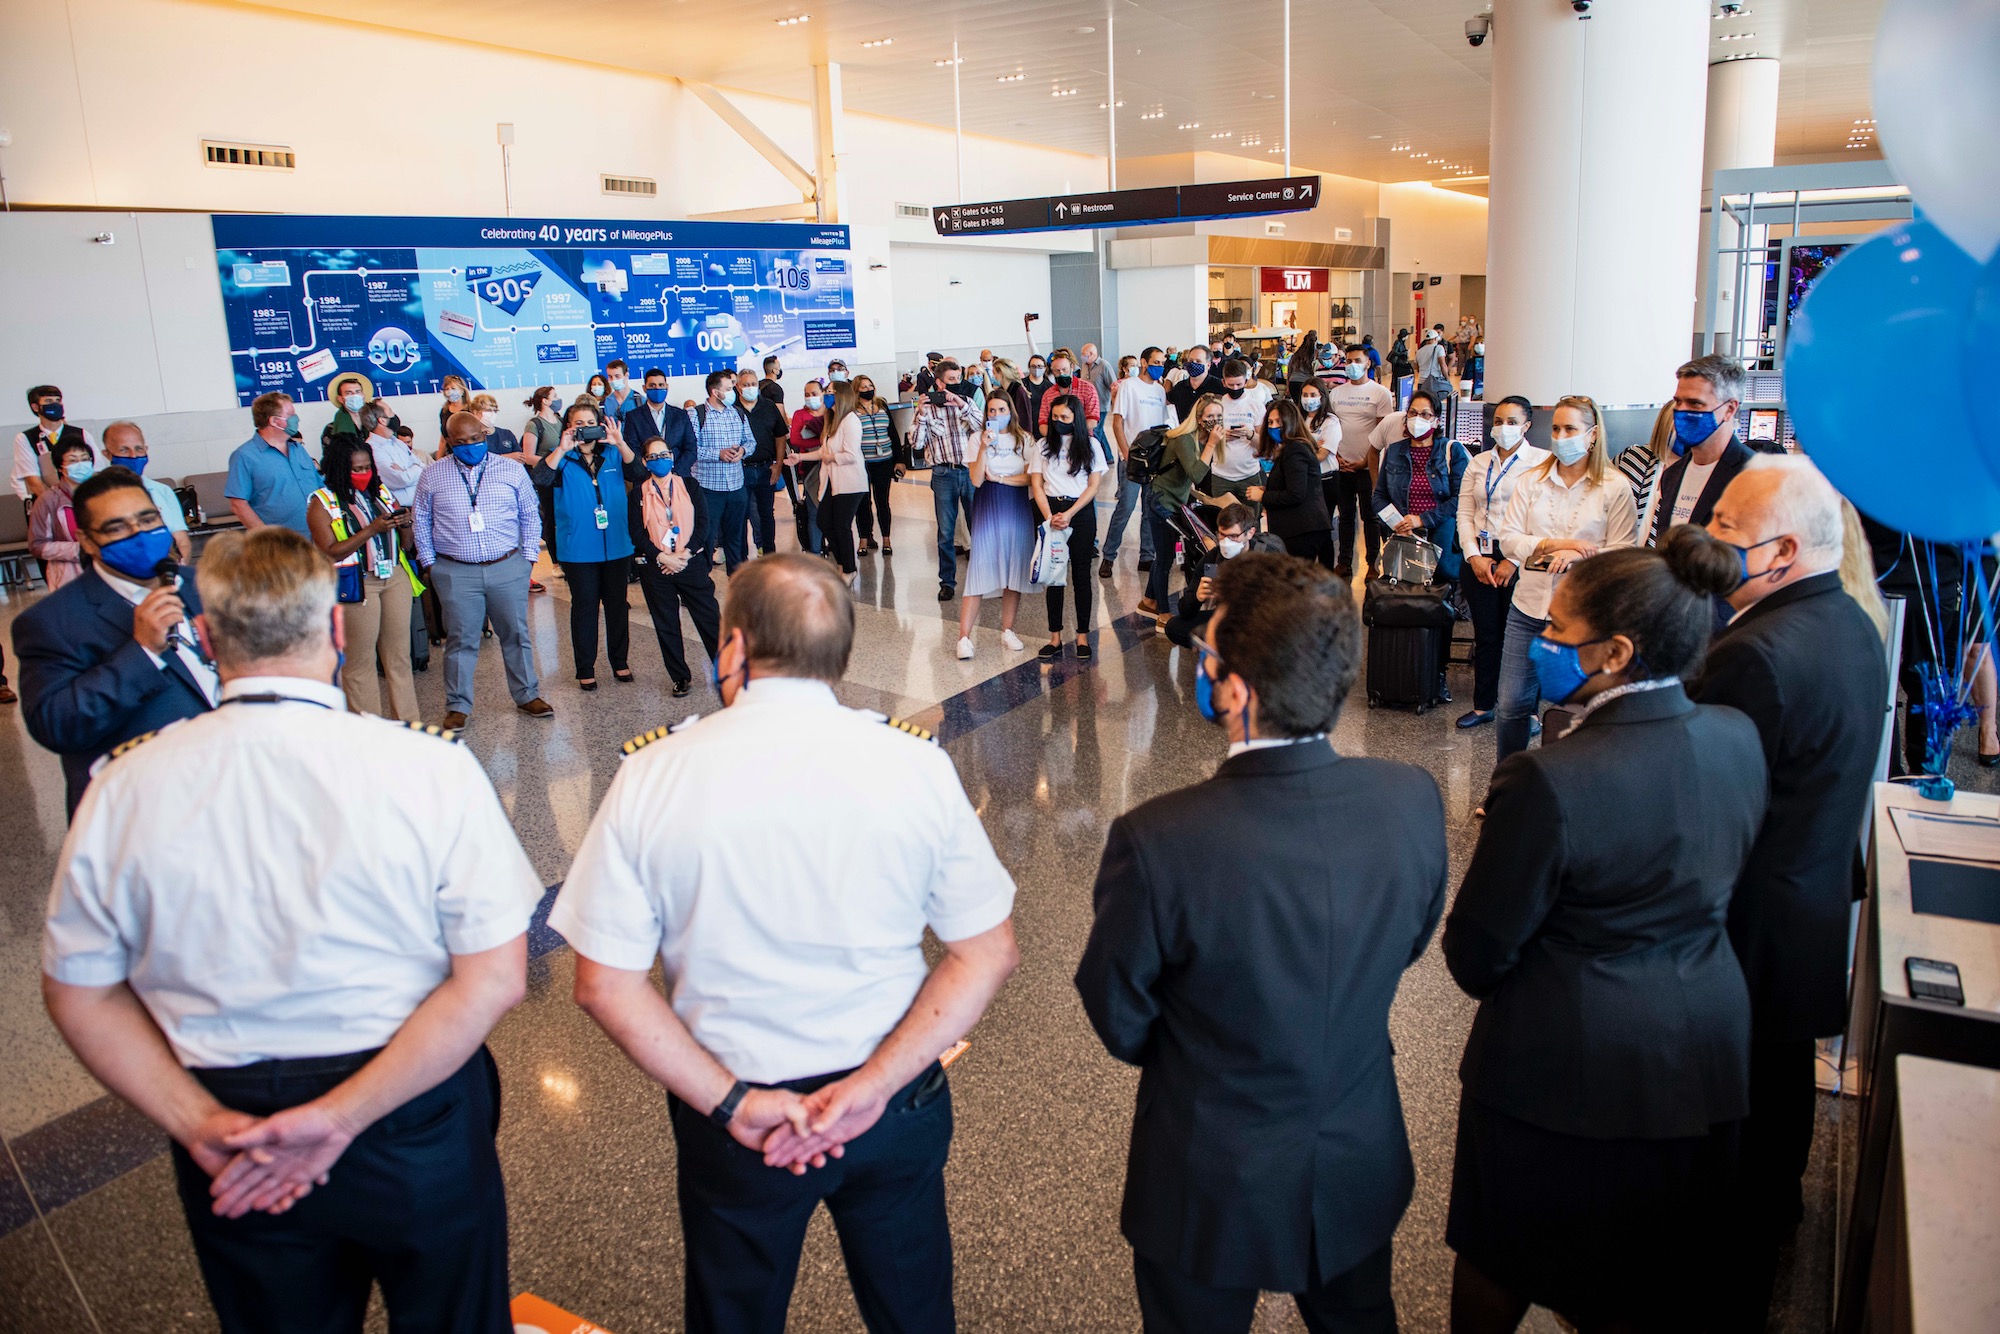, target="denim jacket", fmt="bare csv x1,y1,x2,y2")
1374,437,1470,579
